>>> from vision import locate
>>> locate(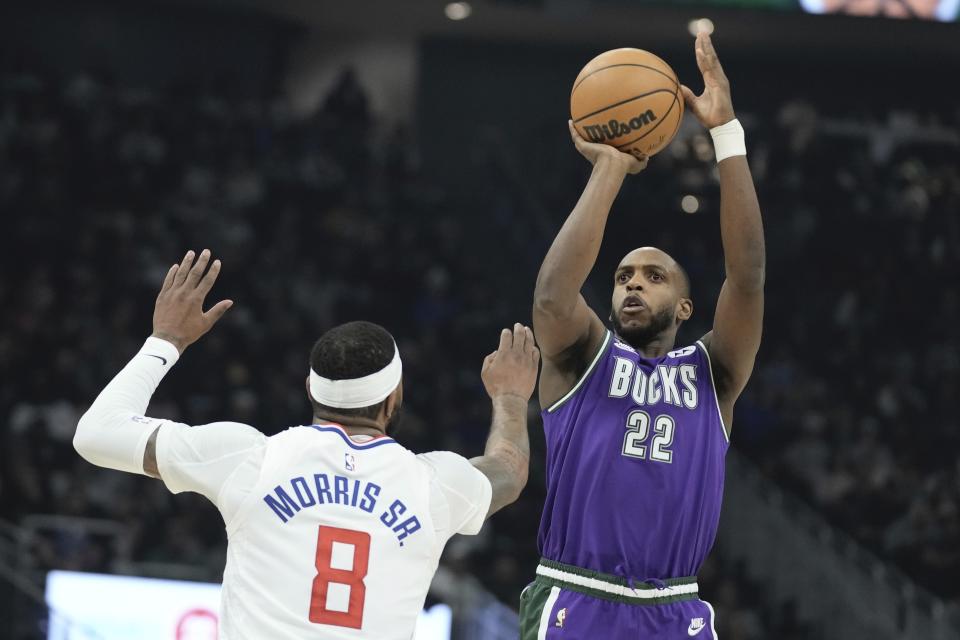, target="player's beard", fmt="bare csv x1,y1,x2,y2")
610,304,675,349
